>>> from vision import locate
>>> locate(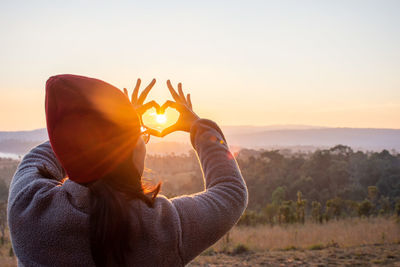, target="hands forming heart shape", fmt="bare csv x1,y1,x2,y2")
123,79,200,139
137,100,180,136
